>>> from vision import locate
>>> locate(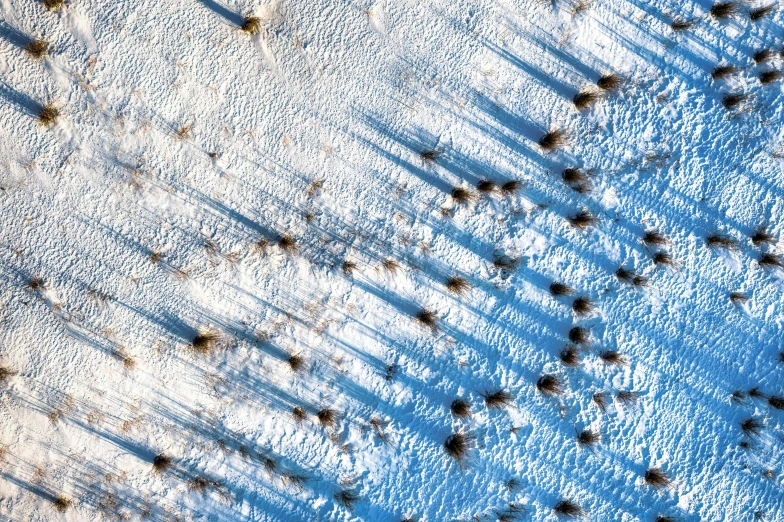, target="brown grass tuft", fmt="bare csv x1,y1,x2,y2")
445,276,470,296
38,104,59,126
572,296,595,316
443,432,474,468
317,408,338,427
644,468,674,490
25,39,48,59
538,129,568,151
450,399,471,417
152,454,172,473
567,210,599,229
710,2,739,19
759,70,783,84
501,180,522,194
451,186,473,204
476,179,497,193
241,16,262,34
414,308,439,331
190,330,220,354
711,65,737,80
559,346,582,367
759,253,783,269
43,0,64,10
573,90,600,110
597,73,622,91
549,282,576,296
481,390,514,410
553,499,585,518
536,374,564,396
52,496,71,512
599,350,628,367
750,4,776,20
